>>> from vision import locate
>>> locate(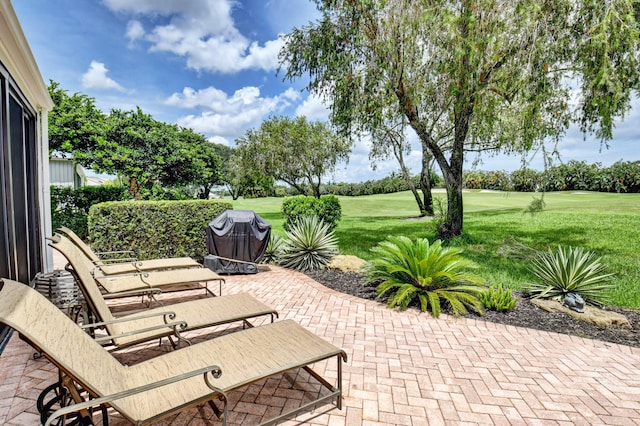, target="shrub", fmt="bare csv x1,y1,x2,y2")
280,216,339,271
526,245,615,306
50,185,130,239
510,168,543,192
479,284,517,312
602,160,640,193
281,195,342,231
463,171,486,189
262,234,286,264
365,236,485,317
88,200,232,261
484,170,512,191
542,161,600,192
